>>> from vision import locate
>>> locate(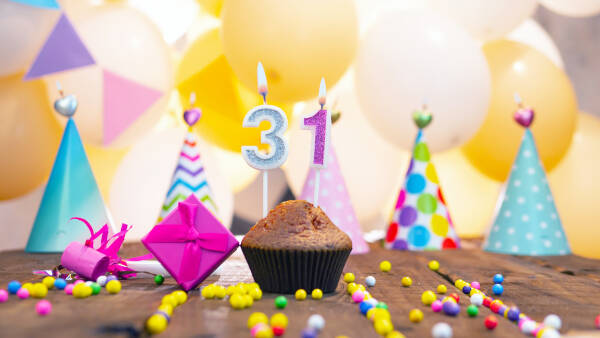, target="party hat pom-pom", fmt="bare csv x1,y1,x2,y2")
331,110,341,124
183,108,202,127
513,92,534,128
412,109,432,129
53,83,78,117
